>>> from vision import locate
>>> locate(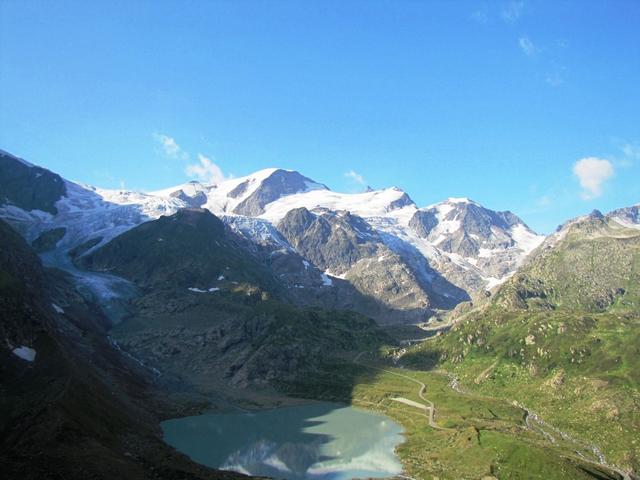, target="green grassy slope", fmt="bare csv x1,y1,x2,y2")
404,214,640,475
